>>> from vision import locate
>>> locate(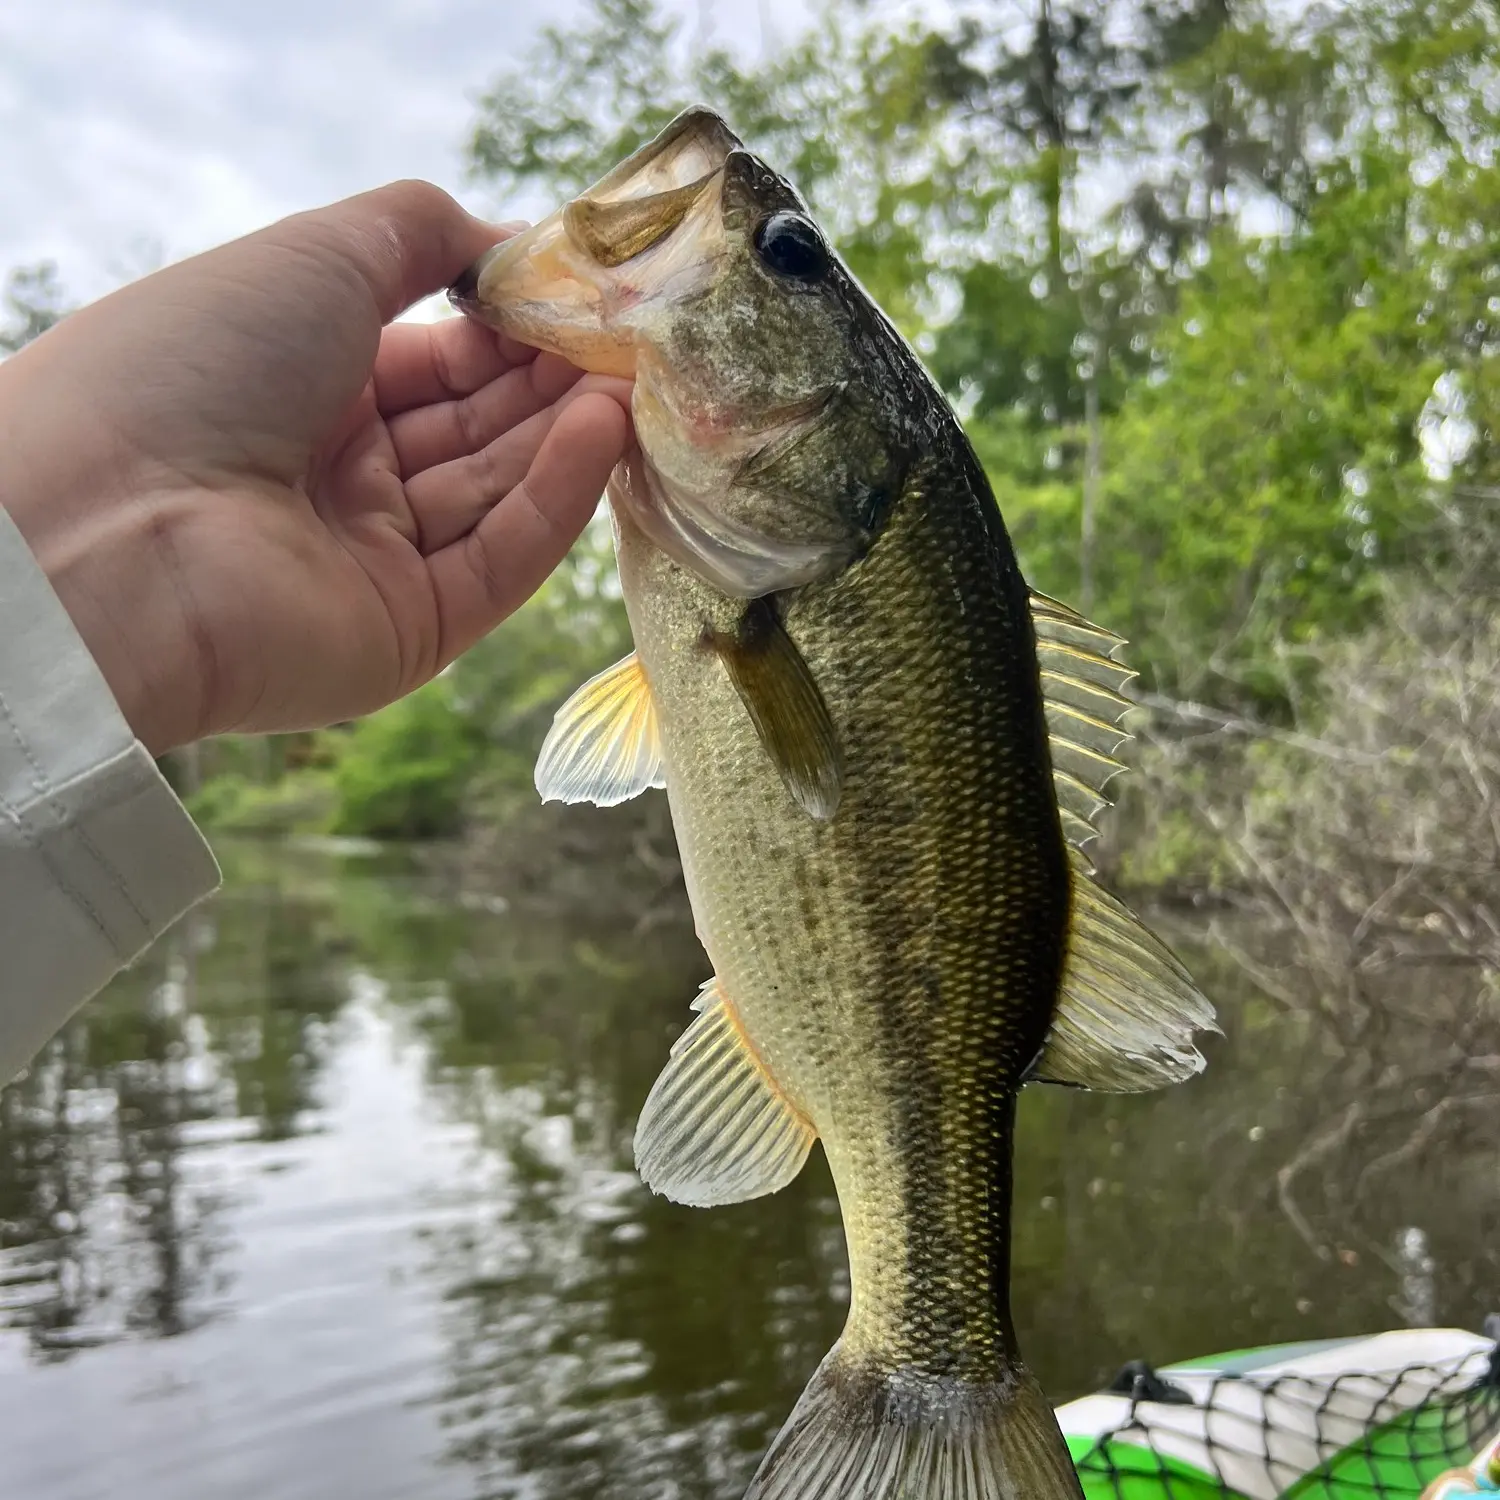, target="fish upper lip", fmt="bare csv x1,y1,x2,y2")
450,108,741,322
